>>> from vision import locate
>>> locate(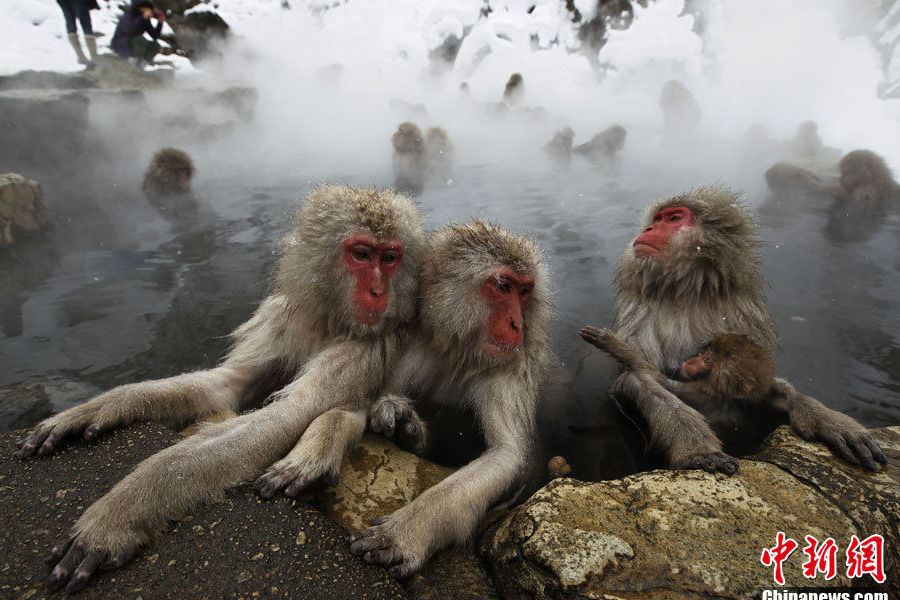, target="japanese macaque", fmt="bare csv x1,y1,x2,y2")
392,121,426,196
659,79,702,143
548,455,572,479
580,328,776,407
605,186,886,474
825,149,900,243
764,161,831,197
544,126,574,168
573,125,627,173
16,185,426,592
424,126,454,183
503,72,524,105
349,221,552,578
788,120,841,167
141,148,196,213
